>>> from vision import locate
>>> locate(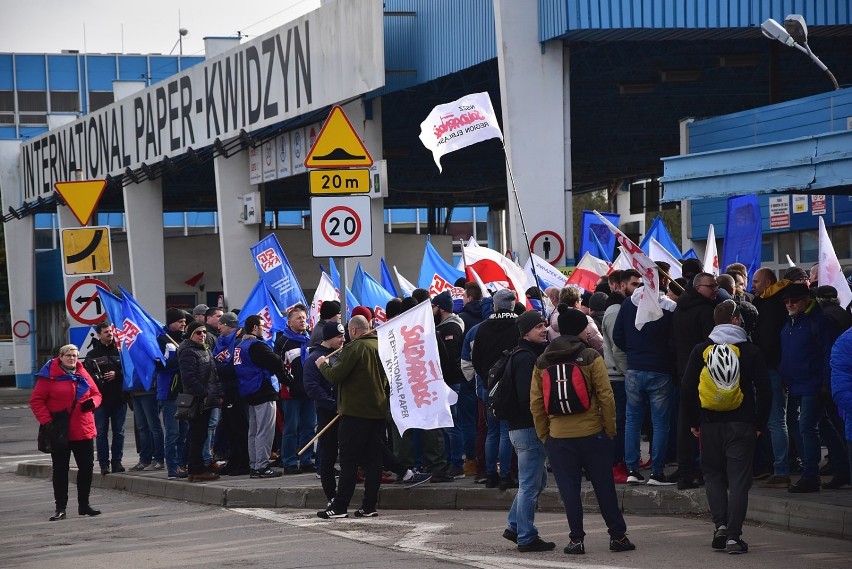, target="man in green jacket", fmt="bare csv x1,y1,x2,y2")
316,315,388,519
